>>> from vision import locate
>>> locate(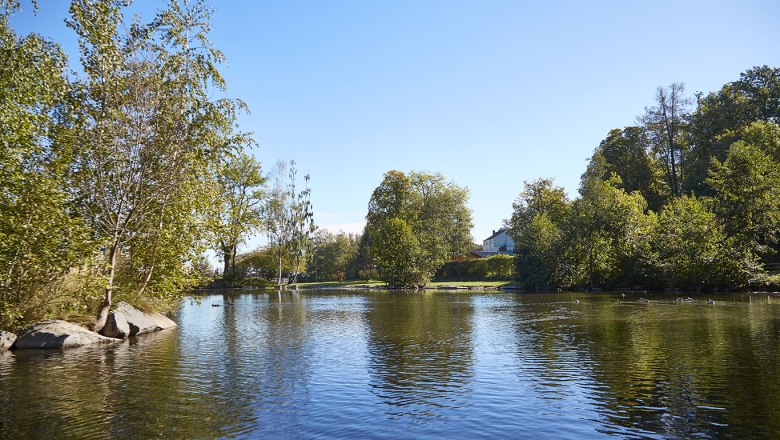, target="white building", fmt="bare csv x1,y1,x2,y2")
482,228,514,253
